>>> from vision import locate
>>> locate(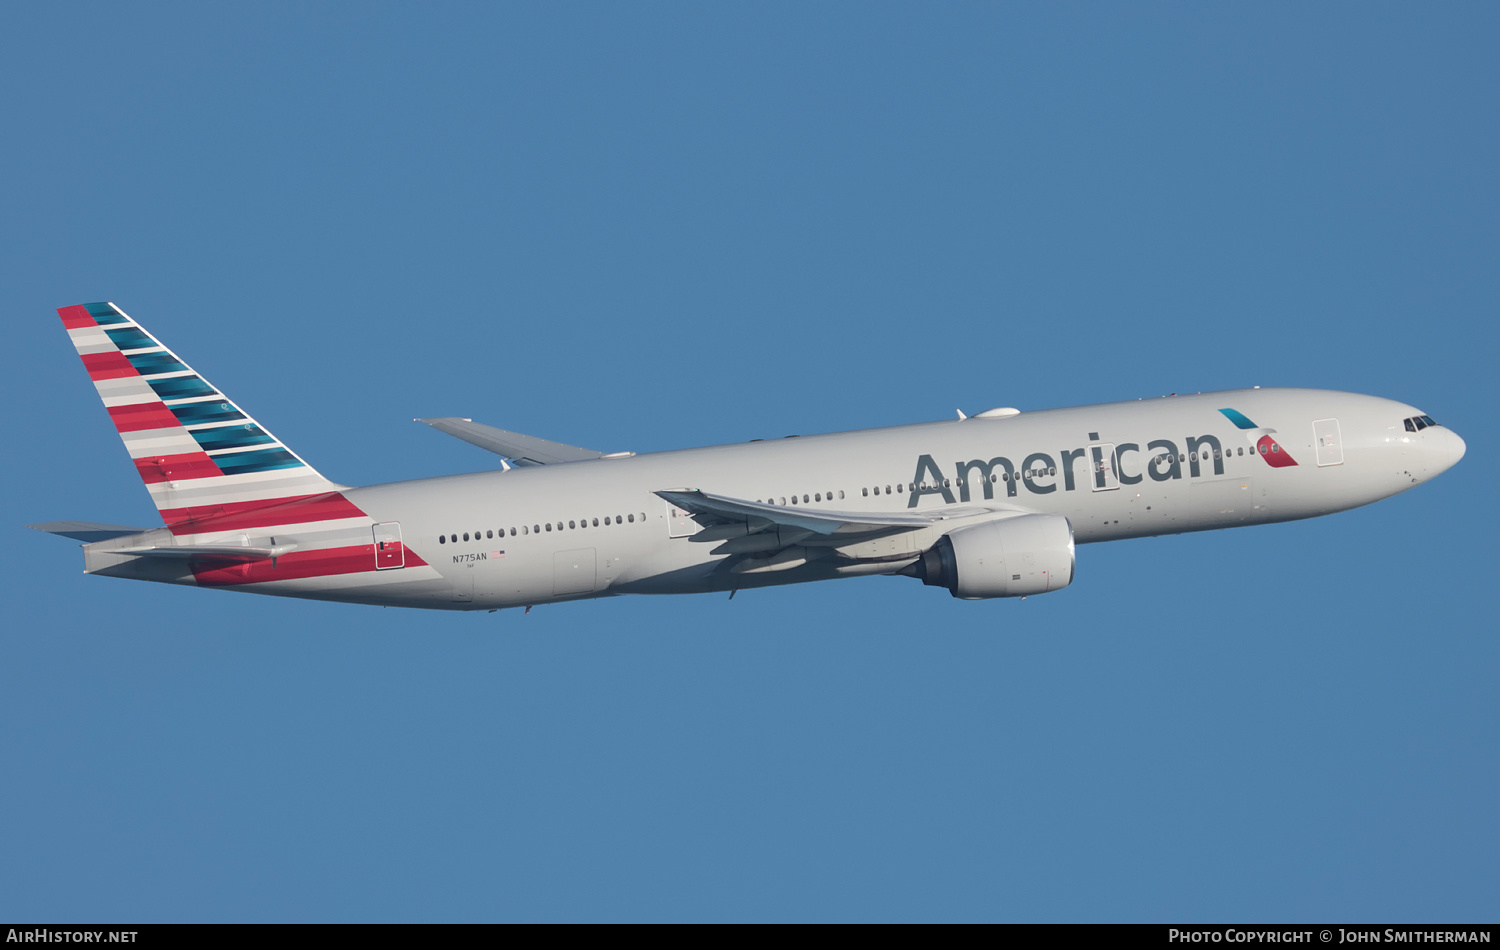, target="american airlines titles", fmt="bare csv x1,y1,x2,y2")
907,430,1233,508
